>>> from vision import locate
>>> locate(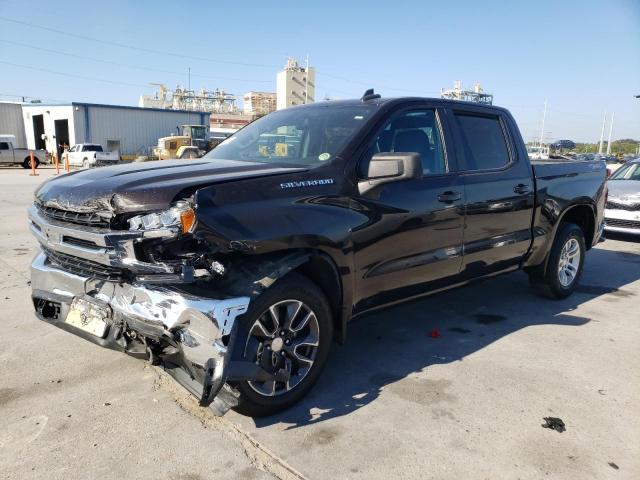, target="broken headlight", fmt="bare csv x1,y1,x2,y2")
129,202,196,234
